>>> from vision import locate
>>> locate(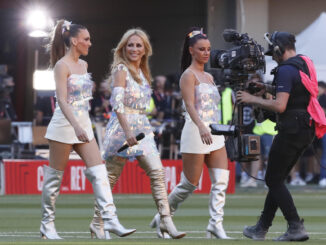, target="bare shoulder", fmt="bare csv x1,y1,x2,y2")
54,59,69,75
79,59,88,68
205,72,214,80
180,69,196,85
